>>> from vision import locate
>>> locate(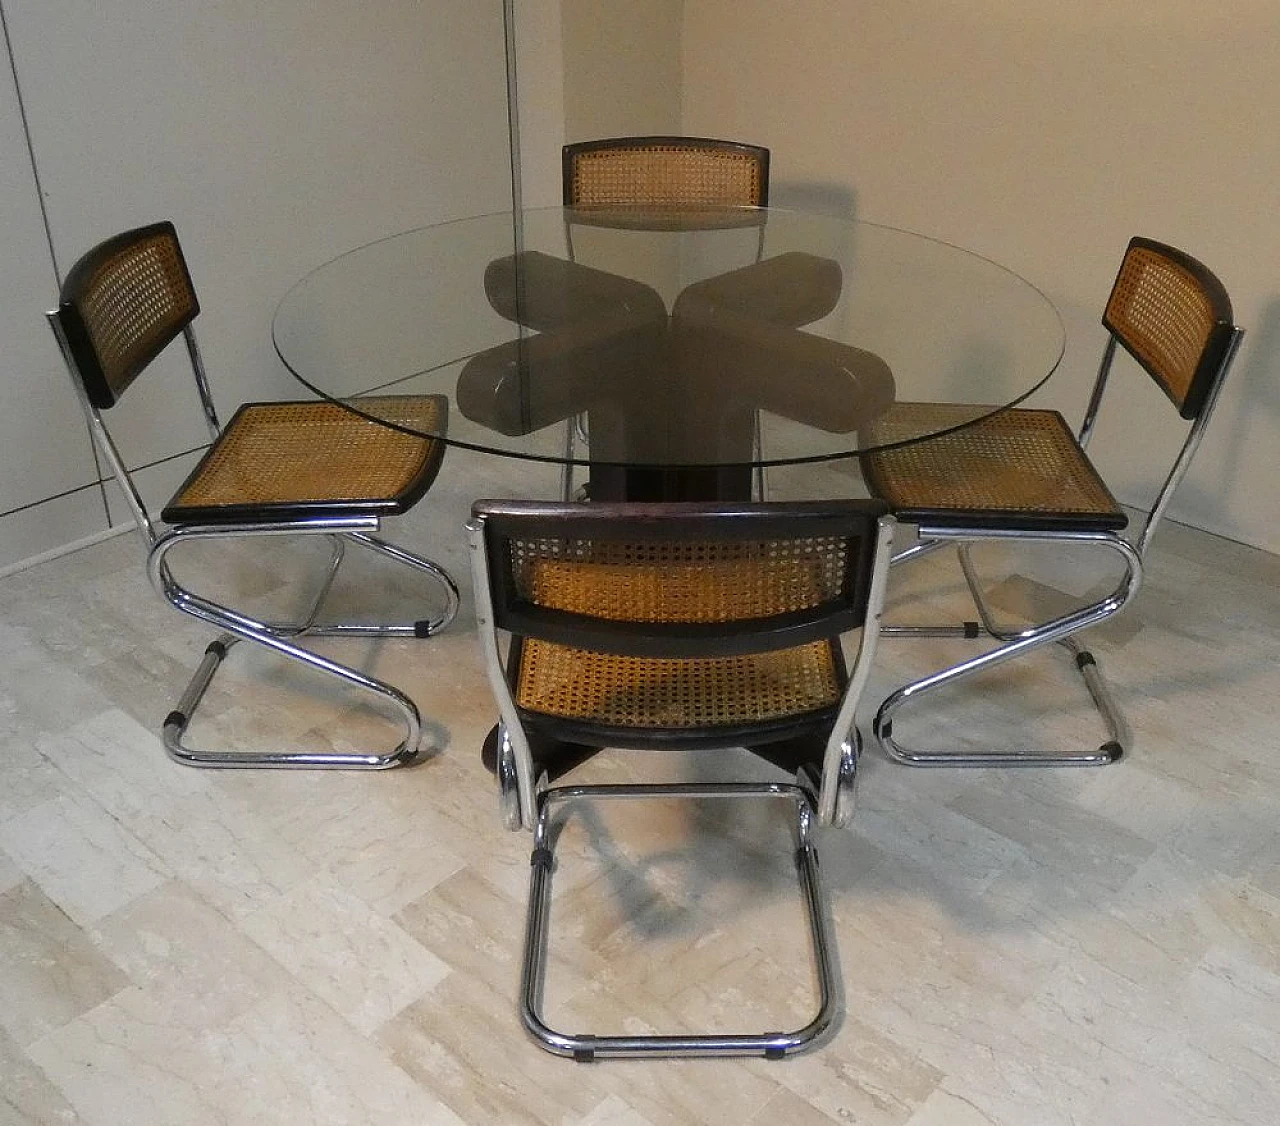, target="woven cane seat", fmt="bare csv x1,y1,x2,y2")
162,395,447,524
515,638,840,730
861,402,1127,532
